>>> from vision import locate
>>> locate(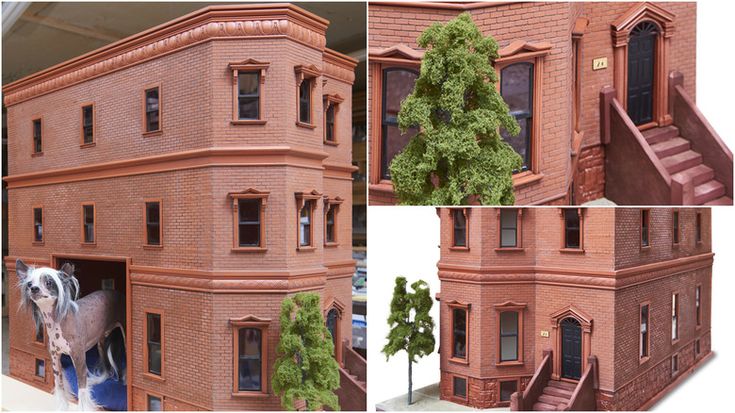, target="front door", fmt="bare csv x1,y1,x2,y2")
627,21,658,125
561,318,582,380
